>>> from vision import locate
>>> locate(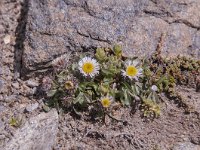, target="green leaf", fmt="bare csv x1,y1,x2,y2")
103,78,114,84
156,75,168,85
120,88,131,105
127,90,136,98
113,45,122,57
71,63,77,71
83,94,92,103
74,92,85,104
47,89,57,97
131,84,140,95
147,92,153,100
101,68,115,77
9,117,22,127
79,82,98,93
100,84,109,94
124,89,131,105
9,117,18,126
122,82,131,89
42,104,51,112
95,48,107,61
